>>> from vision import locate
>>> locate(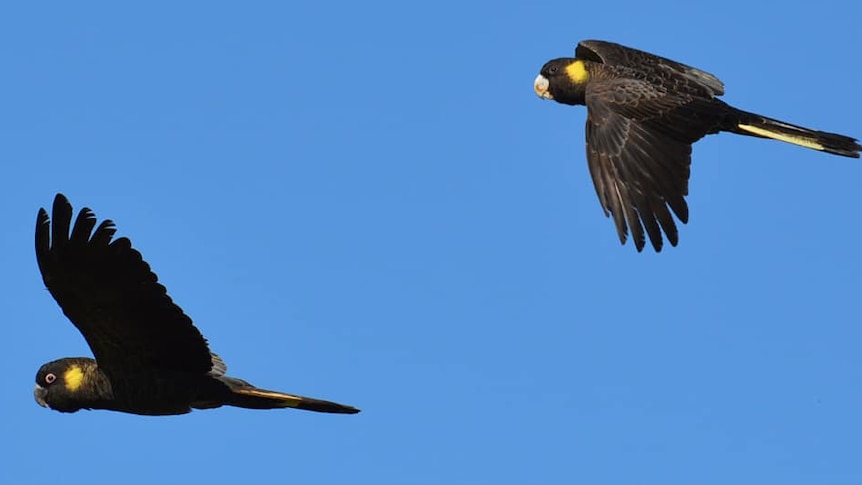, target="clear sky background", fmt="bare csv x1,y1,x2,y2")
3,2,861,484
